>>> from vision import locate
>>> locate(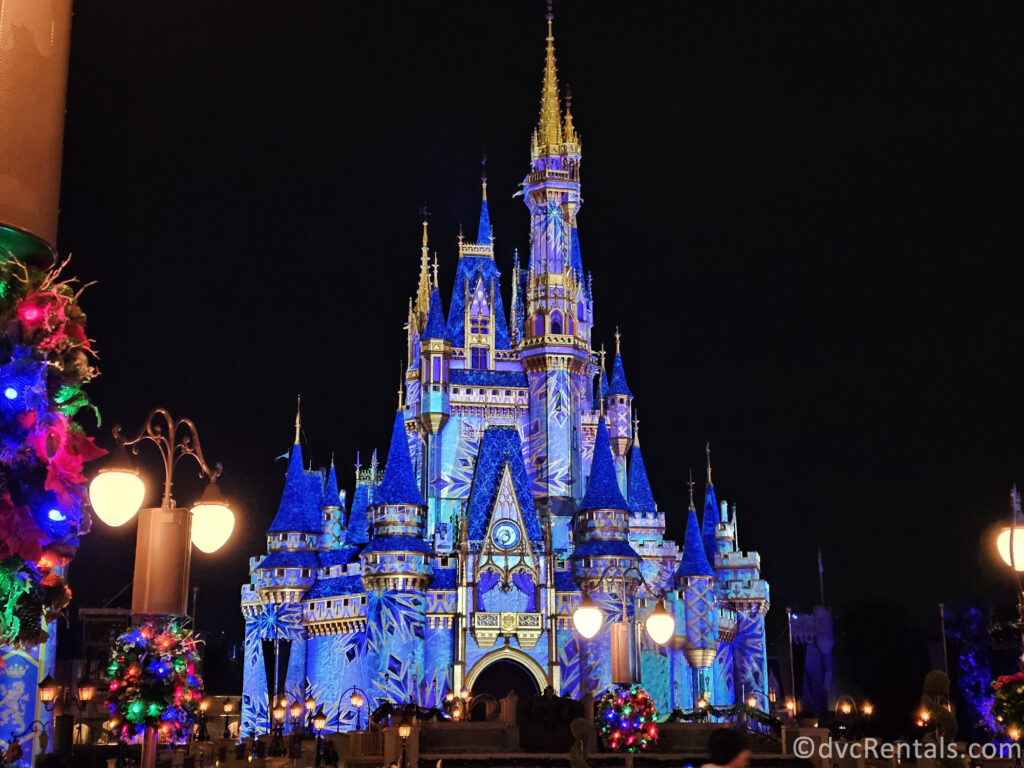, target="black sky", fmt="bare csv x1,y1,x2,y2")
55,0,1024,710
